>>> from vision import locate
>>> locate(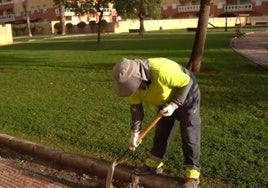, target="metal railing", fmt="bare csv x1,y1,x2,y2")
178,5,200,12
178,3,252,13
0,0,14,6
225,4,253,11
0,13,15,21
